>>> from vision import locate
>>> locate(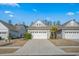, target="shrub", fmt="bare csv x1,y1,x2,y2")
0,37,2,40
24,32,32,40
